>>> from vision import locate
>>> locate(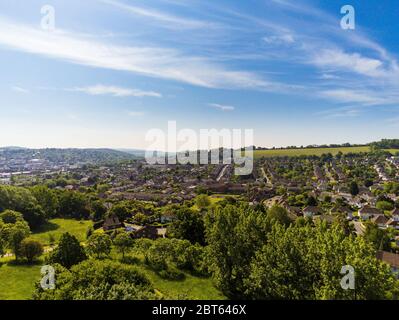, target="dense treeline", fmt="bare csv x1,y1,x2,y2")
0,185,110,230
370,139,399,150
